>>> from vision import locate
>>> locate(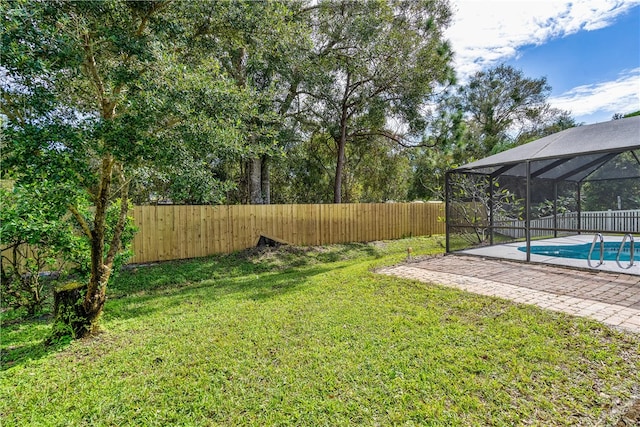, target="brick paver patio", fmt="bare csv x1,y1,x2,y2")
378,254,640,334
